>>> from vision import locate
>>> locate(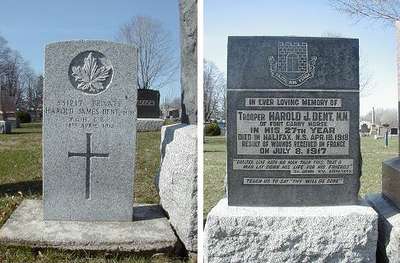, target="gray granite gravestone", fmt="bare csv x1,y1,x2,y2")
227,36,360,206
0,40,179,252
43,40,137,221
205,36,377,263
